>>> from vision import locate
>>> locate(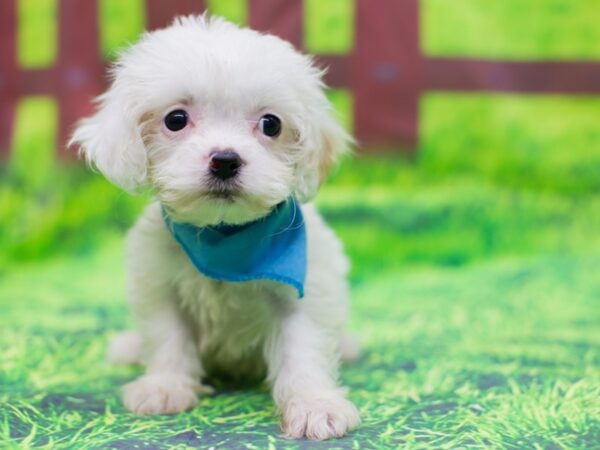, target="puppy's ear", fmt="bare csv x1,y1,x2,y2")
294,106,352,203
317,116,351,183
70,81,148,193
